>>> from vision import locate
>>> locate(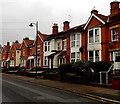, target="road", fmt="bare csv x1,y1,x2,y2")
2,76,106,104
